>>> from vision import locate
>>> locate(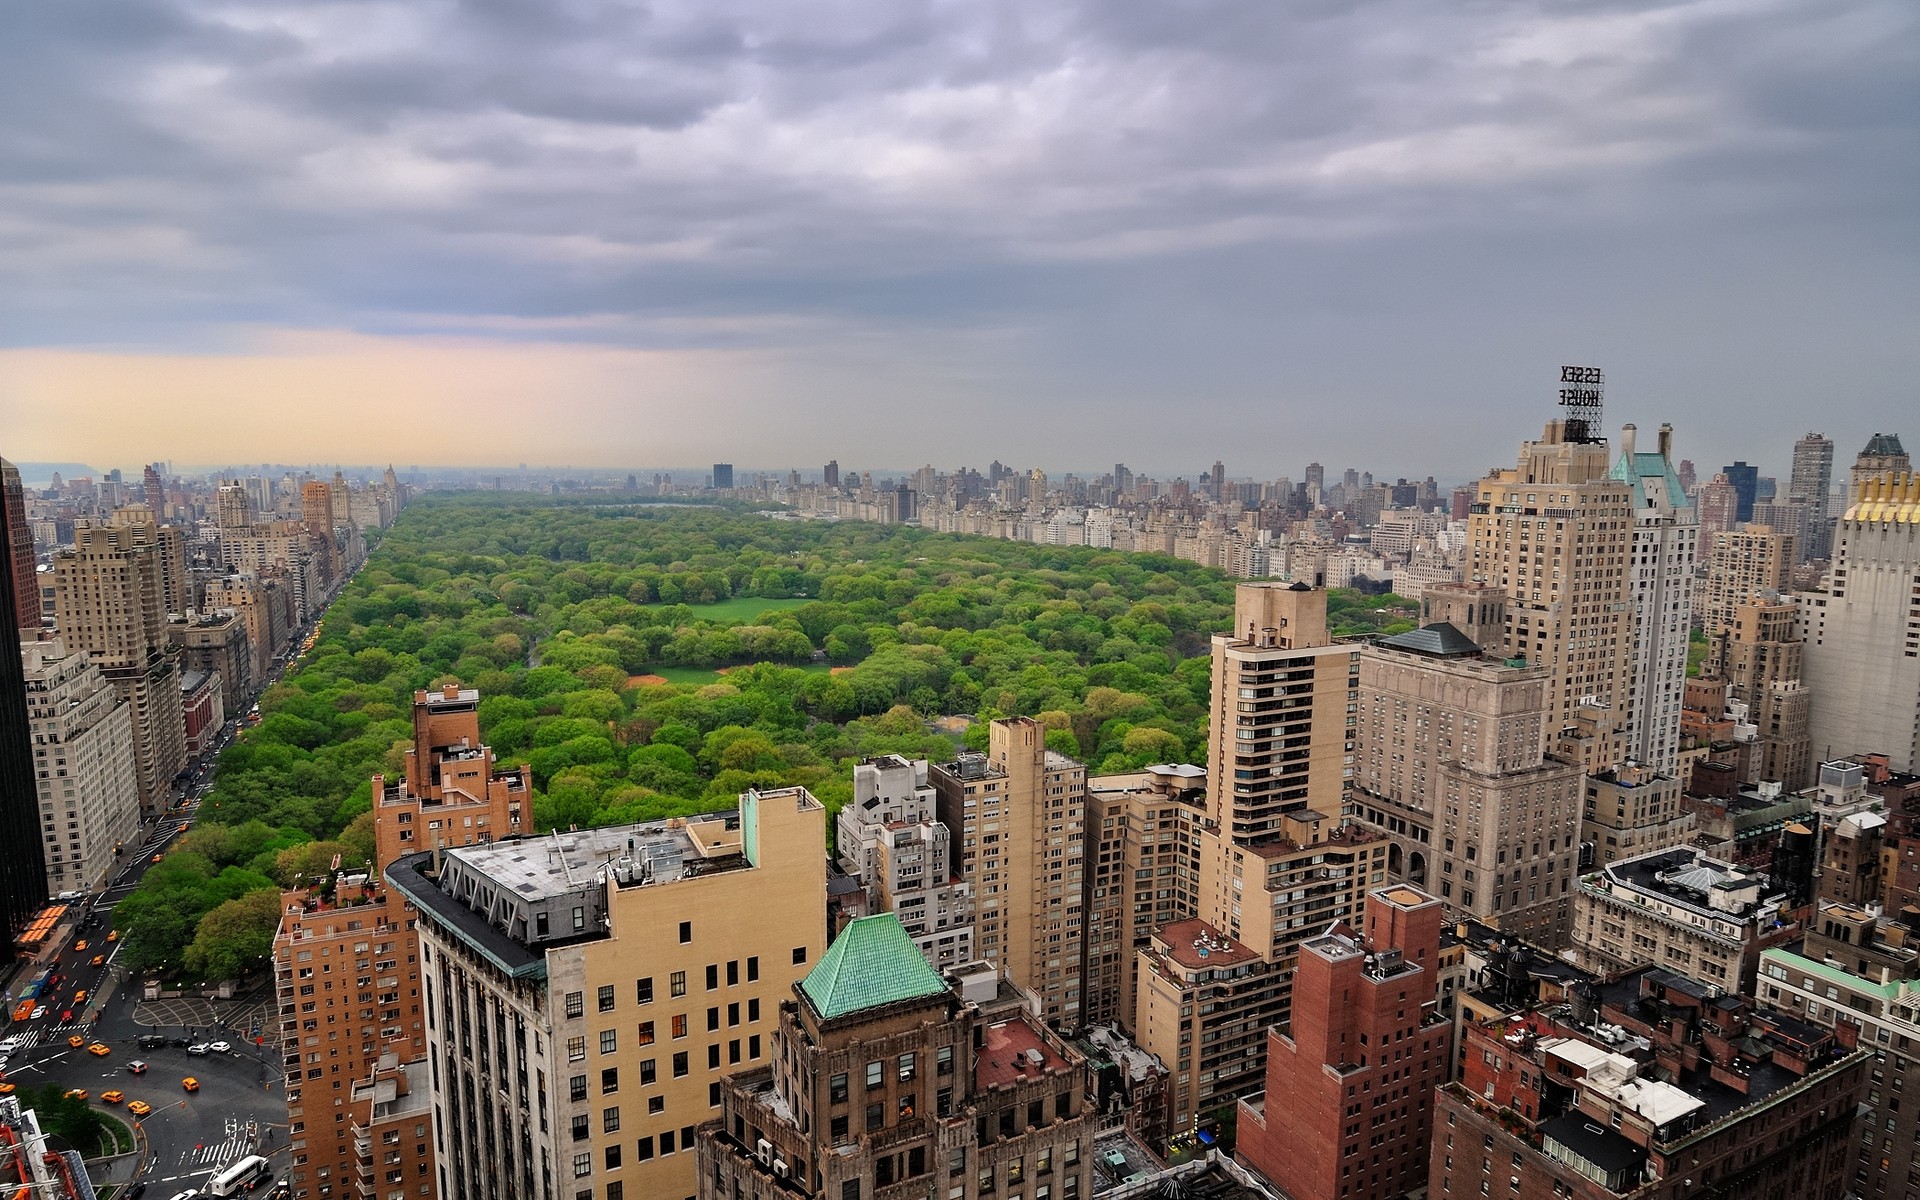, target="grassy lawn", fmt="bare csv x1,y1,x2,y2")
635,661,834,687
667,595,813,623
93,1111,134,1157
